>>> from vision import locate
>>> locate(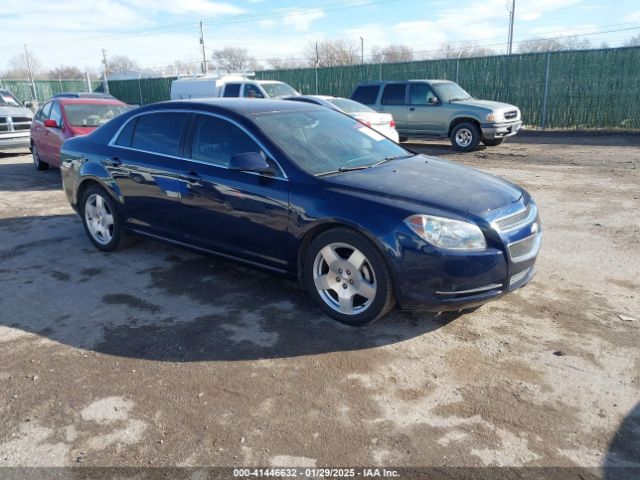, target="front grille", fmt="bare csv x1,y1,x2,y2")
13,124,30,130
508,233,539,262
11,116,31,123
0,117,7,124
504,110,518,120
495,204,534,231
0,124,8,132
